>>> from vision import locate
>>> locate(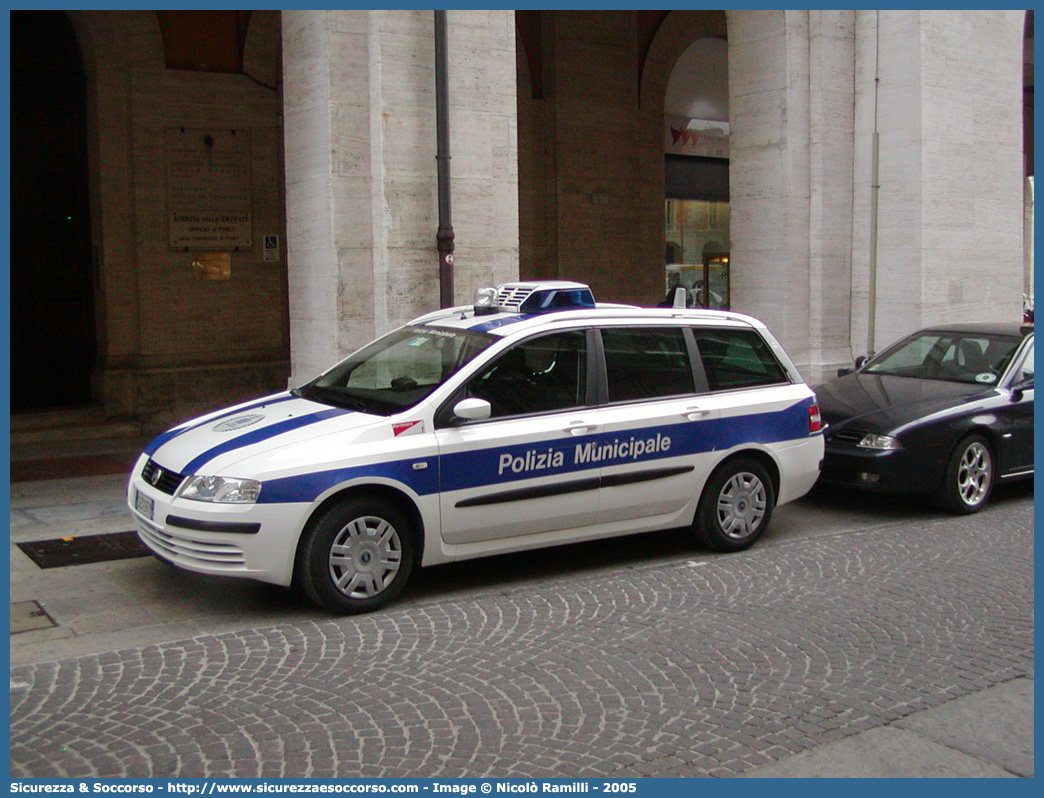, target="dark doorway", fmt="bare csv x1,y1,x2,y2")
11,11,96,413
